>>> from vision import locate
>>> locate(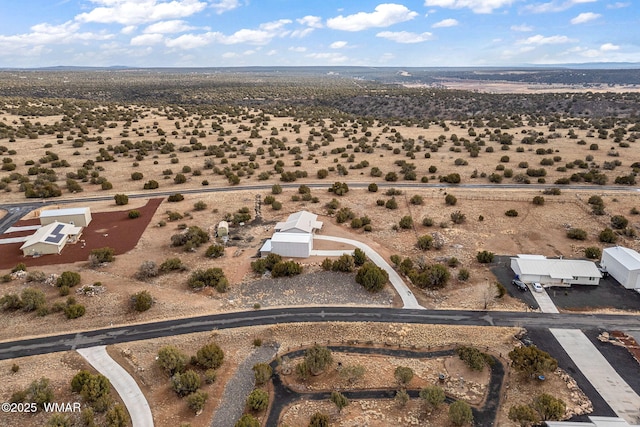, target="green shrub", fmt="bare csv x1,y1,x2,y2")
64,303,86,319
599,228,618,243
57,271,81,288
188,268,228,292
246,388,269,411
445,194,457,205
532,196,545,205
196,342,224,369
399,215,413,229
89,247,115,263
168,193,184,202
205,244,225,258
271,261,303,278
505,209,518,217
130,290,153,312
476,250,495,263
566,228,587,240
355,262,388,293
128,209,140,219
